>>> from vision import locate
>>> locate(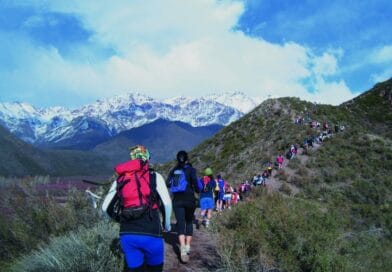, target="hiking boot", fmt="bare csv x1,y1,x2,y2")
185,244,191,255
180,245,189,263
